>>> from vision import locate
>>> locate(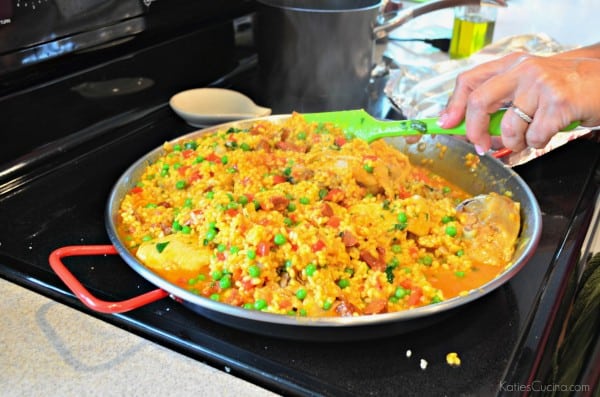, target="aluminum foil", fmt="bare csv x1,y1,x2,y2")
383,33,593,166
